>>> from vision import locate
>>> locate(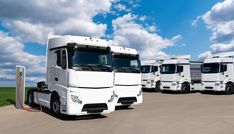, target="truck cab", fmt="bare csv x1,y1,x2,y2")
28,35,116,116
201,52,234,94
160,55,202,93
141,62,161,91
111,46,142,107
